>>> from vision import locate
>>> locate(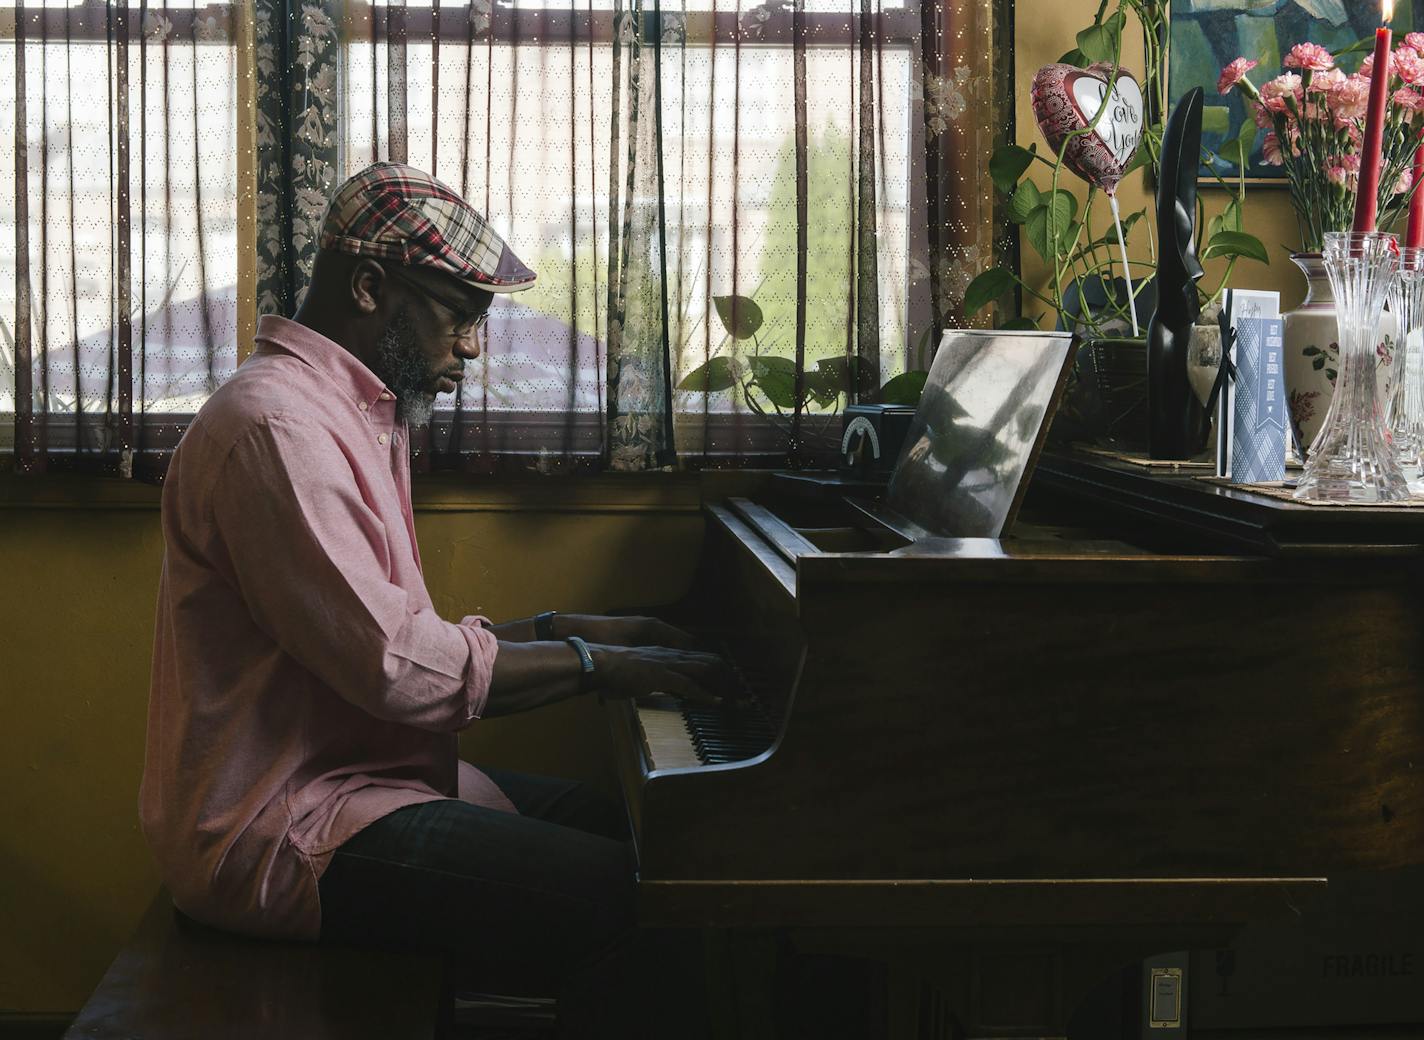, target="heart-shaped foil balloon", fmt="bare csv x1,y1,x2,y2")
1031,62,1144,196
